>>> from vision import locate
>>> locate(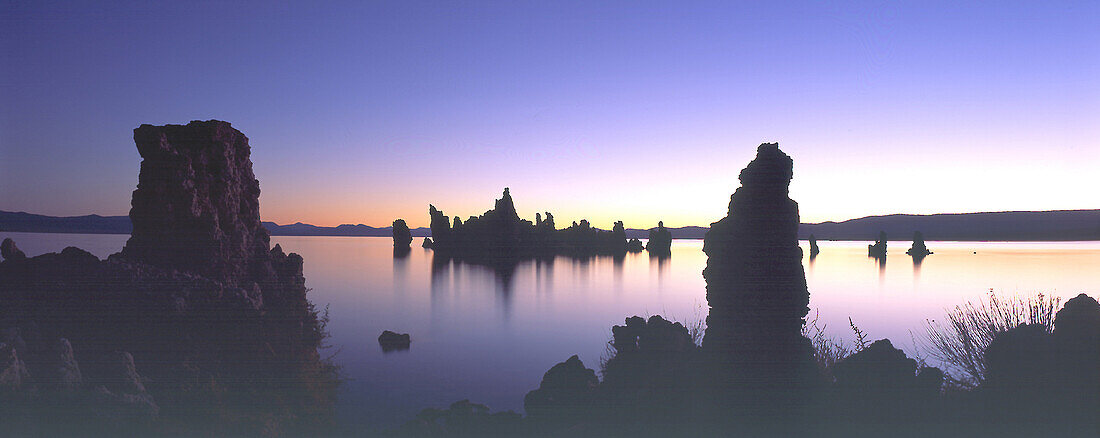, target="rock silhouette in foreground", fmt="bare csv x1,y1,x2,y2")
808,234,820,258
0,121,335,435
421,237,433,249
117,121,290,295
702,143,815,388
867,231,887,258
1,238,26,261
906,231,932,257
523,355,599,422
646,221,673,255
